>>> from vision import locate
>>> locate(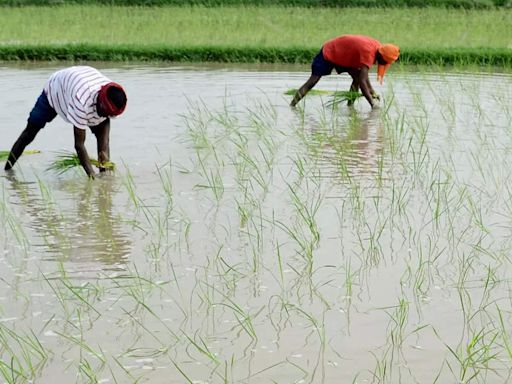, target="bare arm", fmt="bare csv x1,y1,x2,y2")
357,66,376,108
90,119,110,172
74,126,95,178
290,75,321,107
